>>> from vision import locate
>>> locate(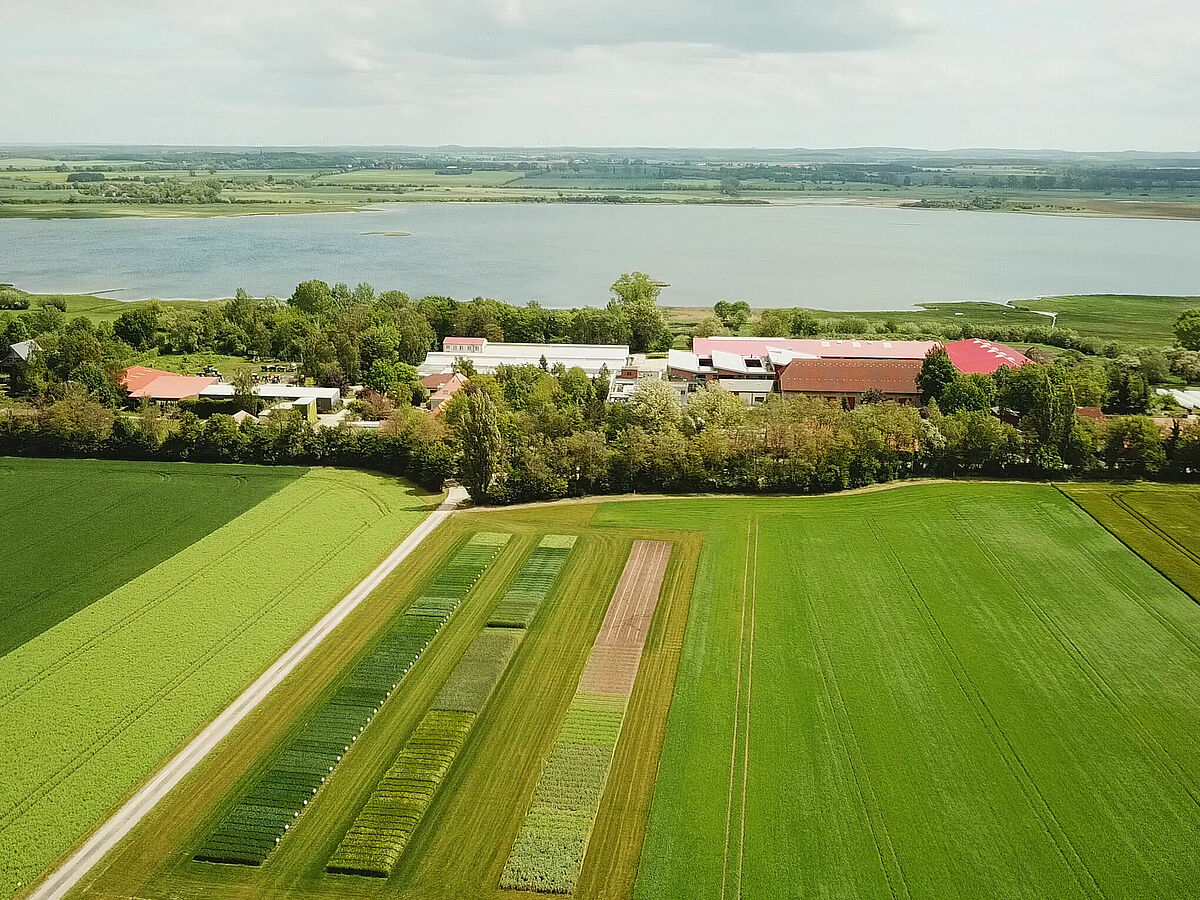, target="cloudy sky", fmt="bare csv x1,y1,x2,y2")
3,0,1196,149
